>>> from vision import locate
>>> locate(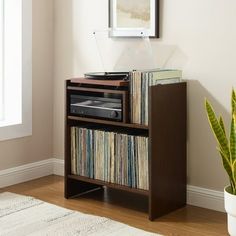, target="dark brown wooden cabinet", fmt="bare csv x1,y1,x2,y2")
64,78,187,220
